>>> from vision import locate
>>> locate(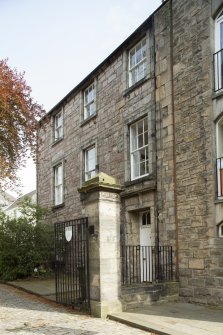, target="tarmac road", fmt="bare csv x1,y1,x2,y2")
0,283,153,335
